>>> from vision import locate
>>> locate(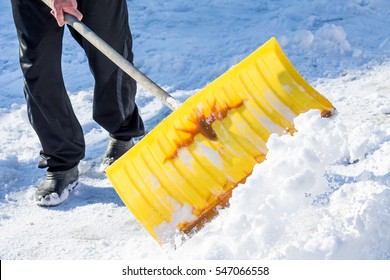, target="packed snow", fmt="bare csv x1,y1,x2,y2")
0,0,389,260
